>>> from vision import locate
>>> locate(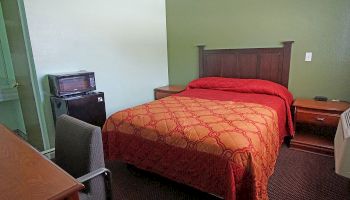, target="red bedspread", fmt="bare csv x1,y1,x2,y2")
183,77,294,138
102,77,294,200
176,90,292,141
